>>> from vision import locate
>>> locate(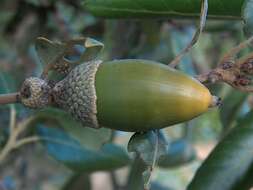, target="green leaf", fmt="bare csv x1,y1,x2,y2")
142,169,152,188
37,125,130,172
34,108,111,150
187,111,253,190
126,158,174,190
128,131,168,166
32,108,130,172
128,131,169,189
35,37,104,80
35,37,72,81
79,37,104,61
243,0,253,37
84,0,244,19
158,139,196,168
35,37,65,67
35,37,104,66
126,157,147,190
